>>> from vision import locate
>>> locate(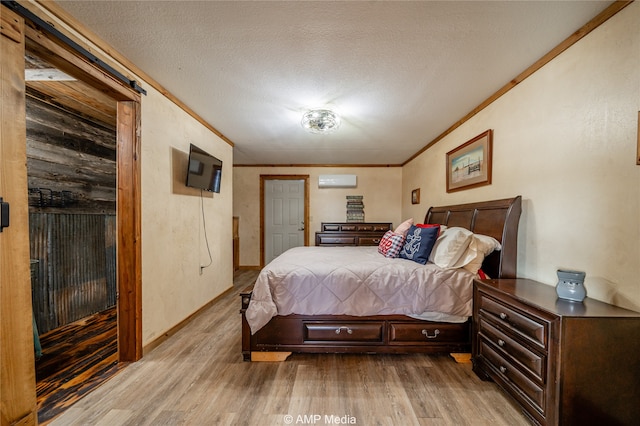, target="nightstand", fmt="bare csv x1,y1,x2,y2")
472,278,640,425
